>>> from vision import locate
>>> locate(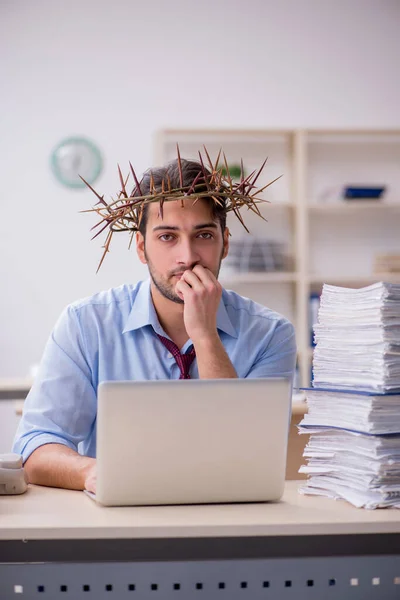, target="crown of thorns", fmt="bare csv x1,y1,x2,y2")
80,145,281,272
